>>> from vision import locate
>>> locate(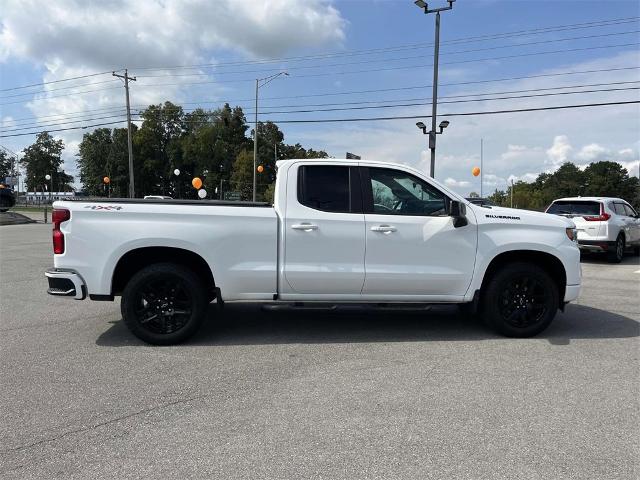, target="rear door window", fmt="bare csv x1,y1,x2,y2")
613,203,627,216
546,201,600,216
623,204,637,217
298,165,361,213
